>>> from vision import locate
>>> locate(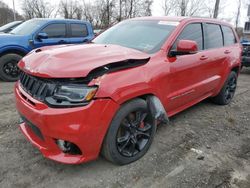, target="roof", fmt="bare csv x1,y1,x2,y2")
29,18,89,23
130,16,232,26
